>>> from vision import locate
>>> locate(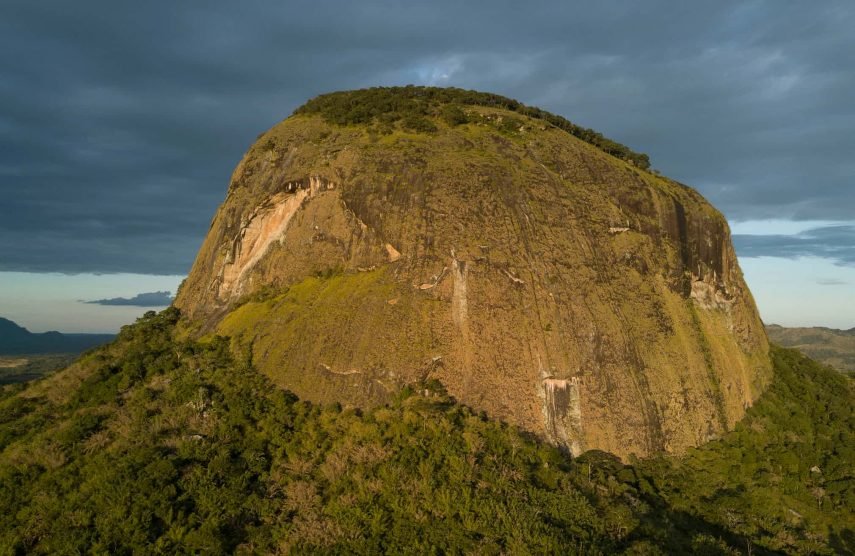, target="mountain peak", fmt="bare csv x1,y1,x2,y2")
175,89,770,459
0,316,30,337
